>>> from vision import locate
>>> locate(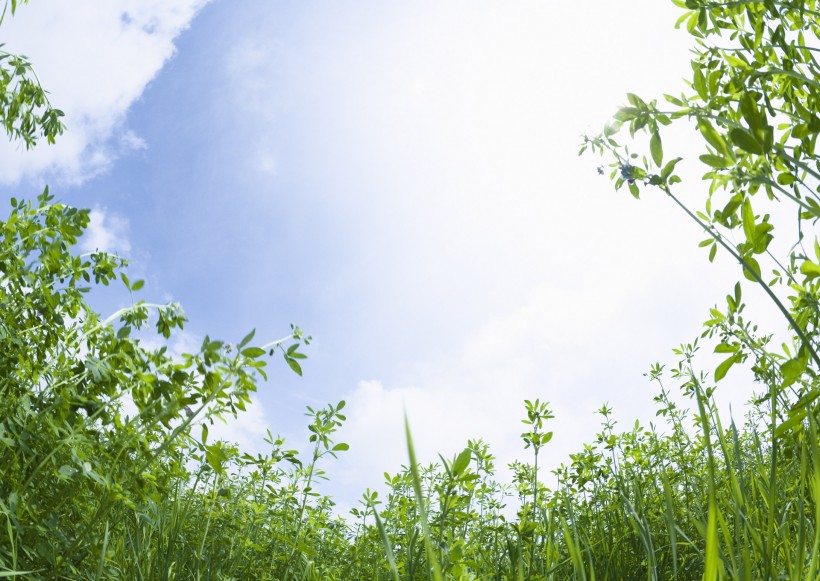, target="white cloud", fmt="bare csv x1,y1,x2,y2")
119,130,148,152
325,260,760,510
80,207,131,255
0,0,209,184
204,395,271,453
